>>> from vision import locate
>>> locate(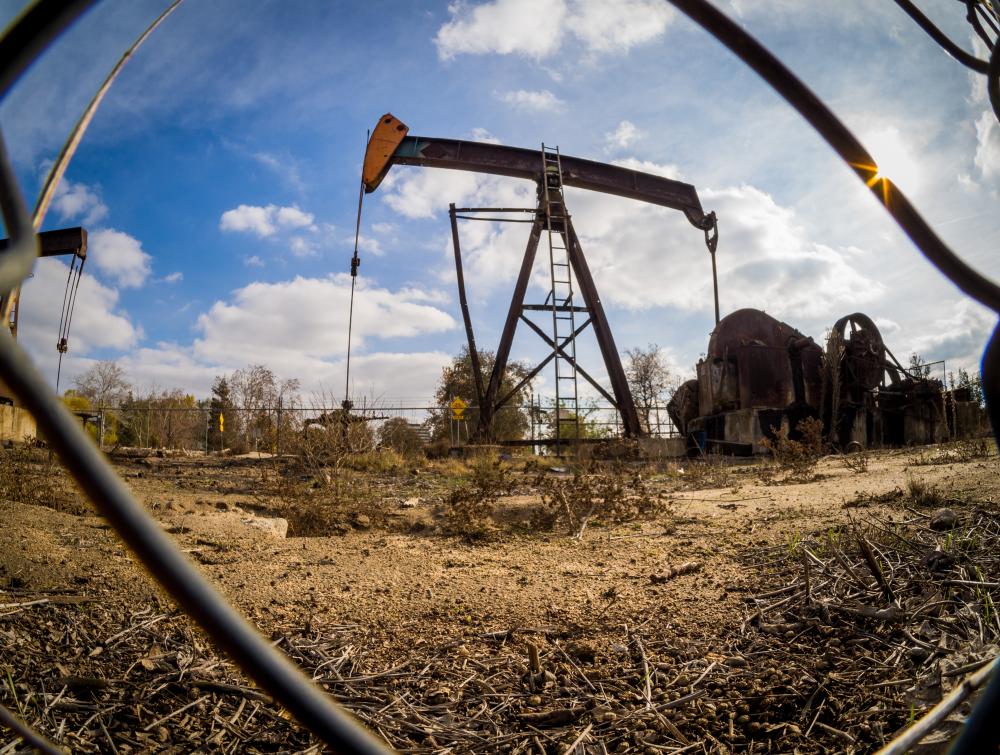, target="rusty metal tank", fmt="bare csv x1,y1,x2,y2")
667,379,699,436
697,308,823,416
